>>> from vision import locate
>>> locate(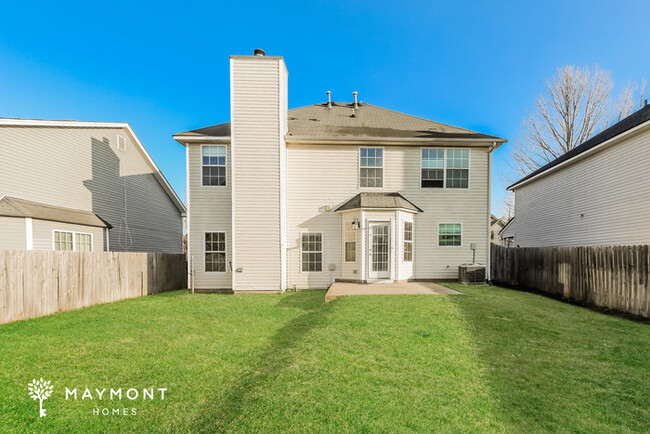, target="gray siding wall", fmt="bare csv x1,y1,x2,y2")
511,126,650,247
0,126,183,253
0,216,26,249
